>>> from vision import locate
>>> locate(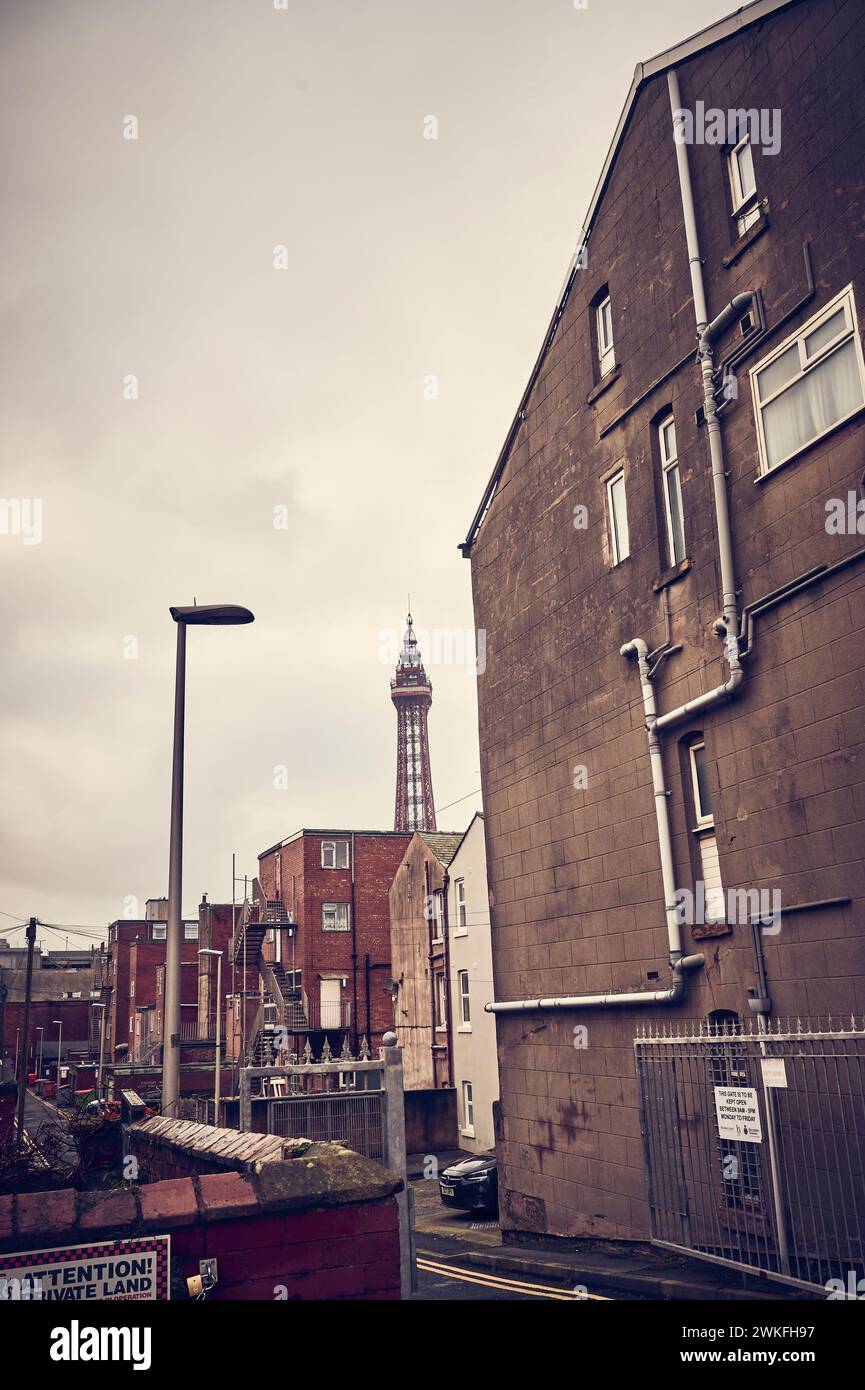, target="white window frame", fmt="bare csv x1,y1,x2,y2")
183,922,198,941
688,742,725,924
321,839,349,870
606,468,629,565
750,285,865,476
322,902,350,932
457,969,471,1029
454,879,467,934
658,414,686,567
151,923,166,942
462,1080,475,1137
689,742,714,828
435,972,447,1029
728,134,759,235
596,294,615,377
432,890,444,942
